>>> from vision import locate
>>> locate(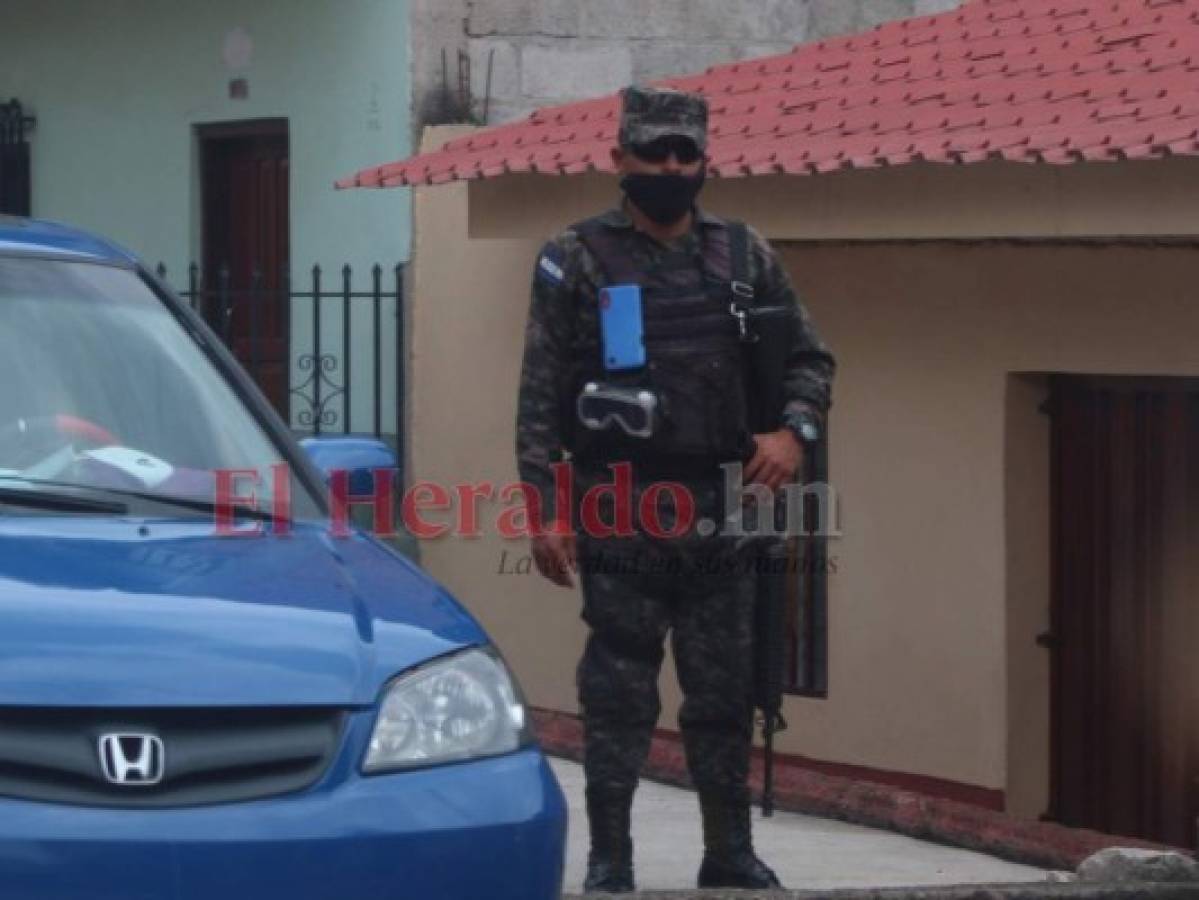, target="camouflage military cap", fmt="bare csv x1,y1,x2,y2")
618,85,708,152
